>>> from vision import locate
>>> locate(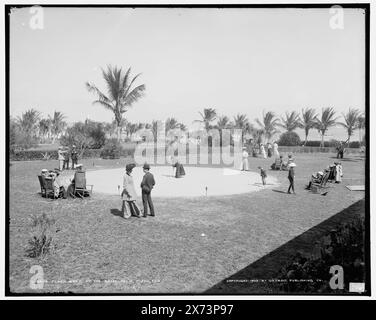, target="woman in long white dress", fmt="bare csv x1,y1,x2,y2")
273,141,280,158
260,144,267,158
